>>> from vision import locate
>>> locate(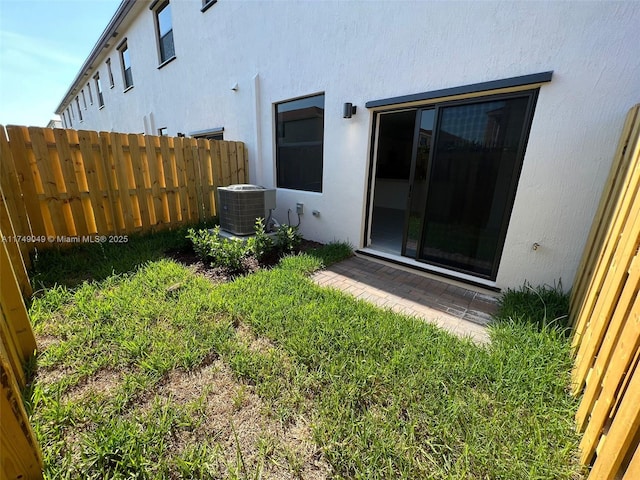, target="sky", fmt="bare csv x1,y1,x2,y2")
0,0,122,127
